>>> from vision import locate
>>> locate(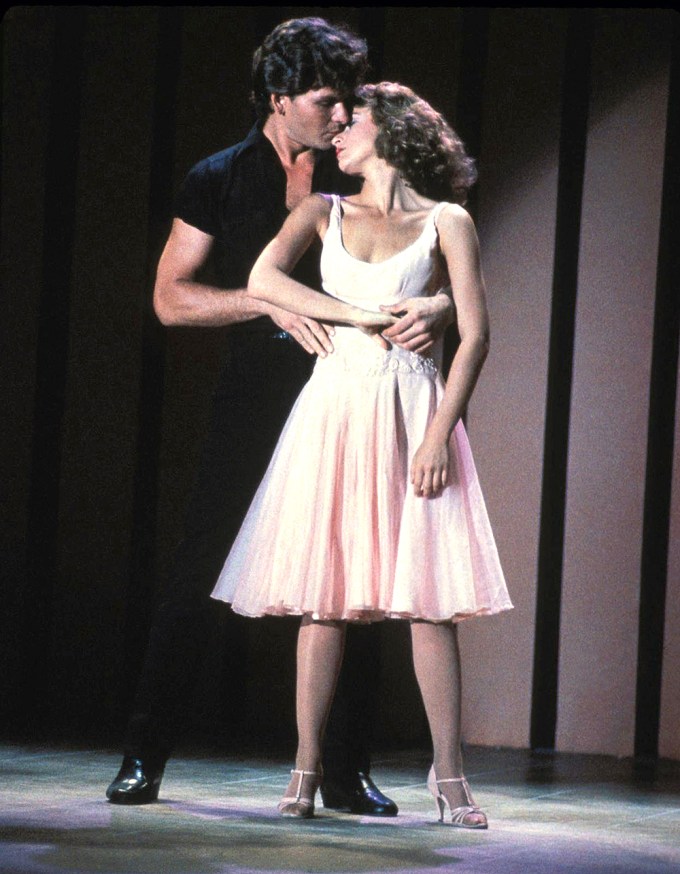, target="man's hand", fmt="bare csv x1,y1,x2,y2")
270,307,336,357
380,294,455,354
